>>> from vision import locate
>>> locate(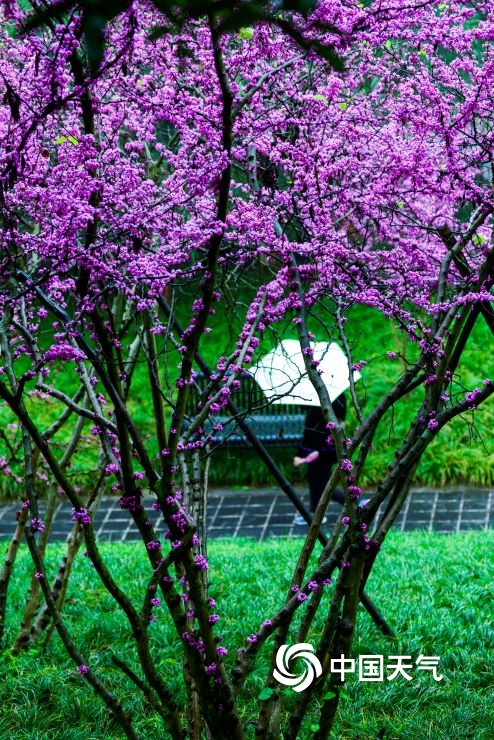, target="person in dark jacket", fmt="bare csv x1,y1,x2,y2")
293,394,346,523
